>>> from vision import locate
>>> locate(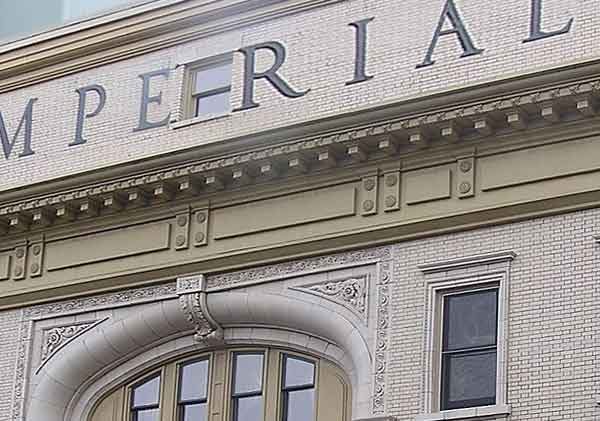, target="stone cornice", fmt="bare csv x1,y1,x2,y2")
418,251,517,275
0,0,343,94
1,75,599,237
